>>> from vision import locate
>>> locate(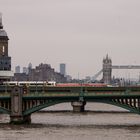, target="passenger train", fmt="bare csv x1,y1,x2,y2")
2,81,56,86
